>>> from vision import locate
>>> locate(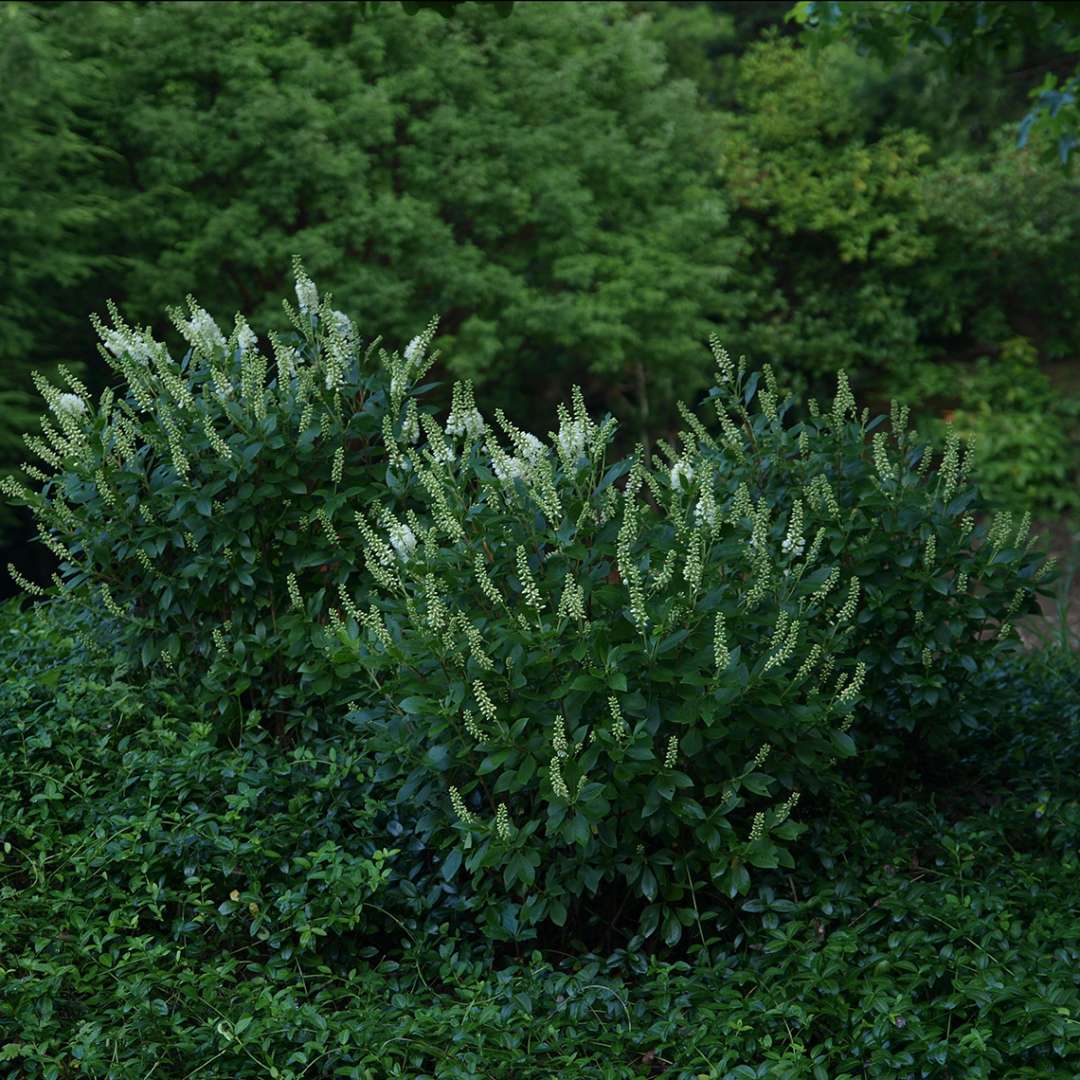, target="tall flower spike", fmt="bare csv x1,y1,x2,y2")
832,370,856,424
515,546,545,611
292,257,319,314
